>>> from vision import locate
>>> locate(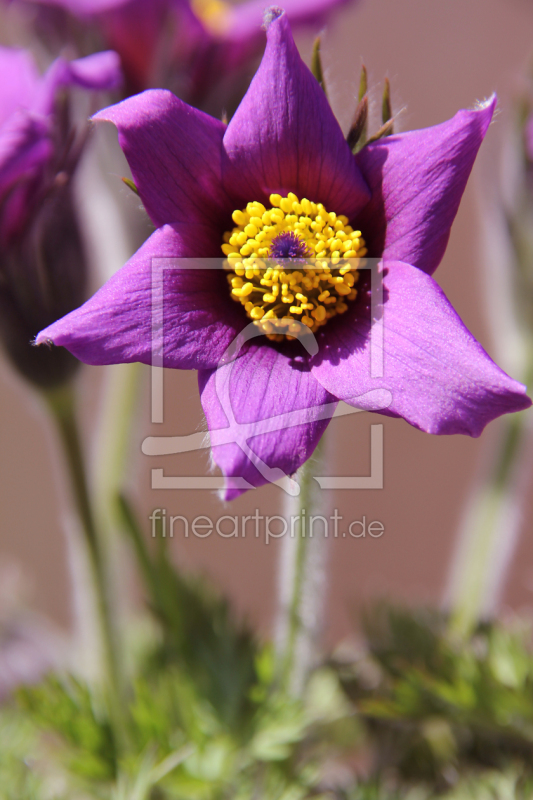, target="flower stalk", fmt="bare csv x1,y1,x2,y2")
447,359,533,639
93,362,143,529
275,436,328,696
43,382,125,748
